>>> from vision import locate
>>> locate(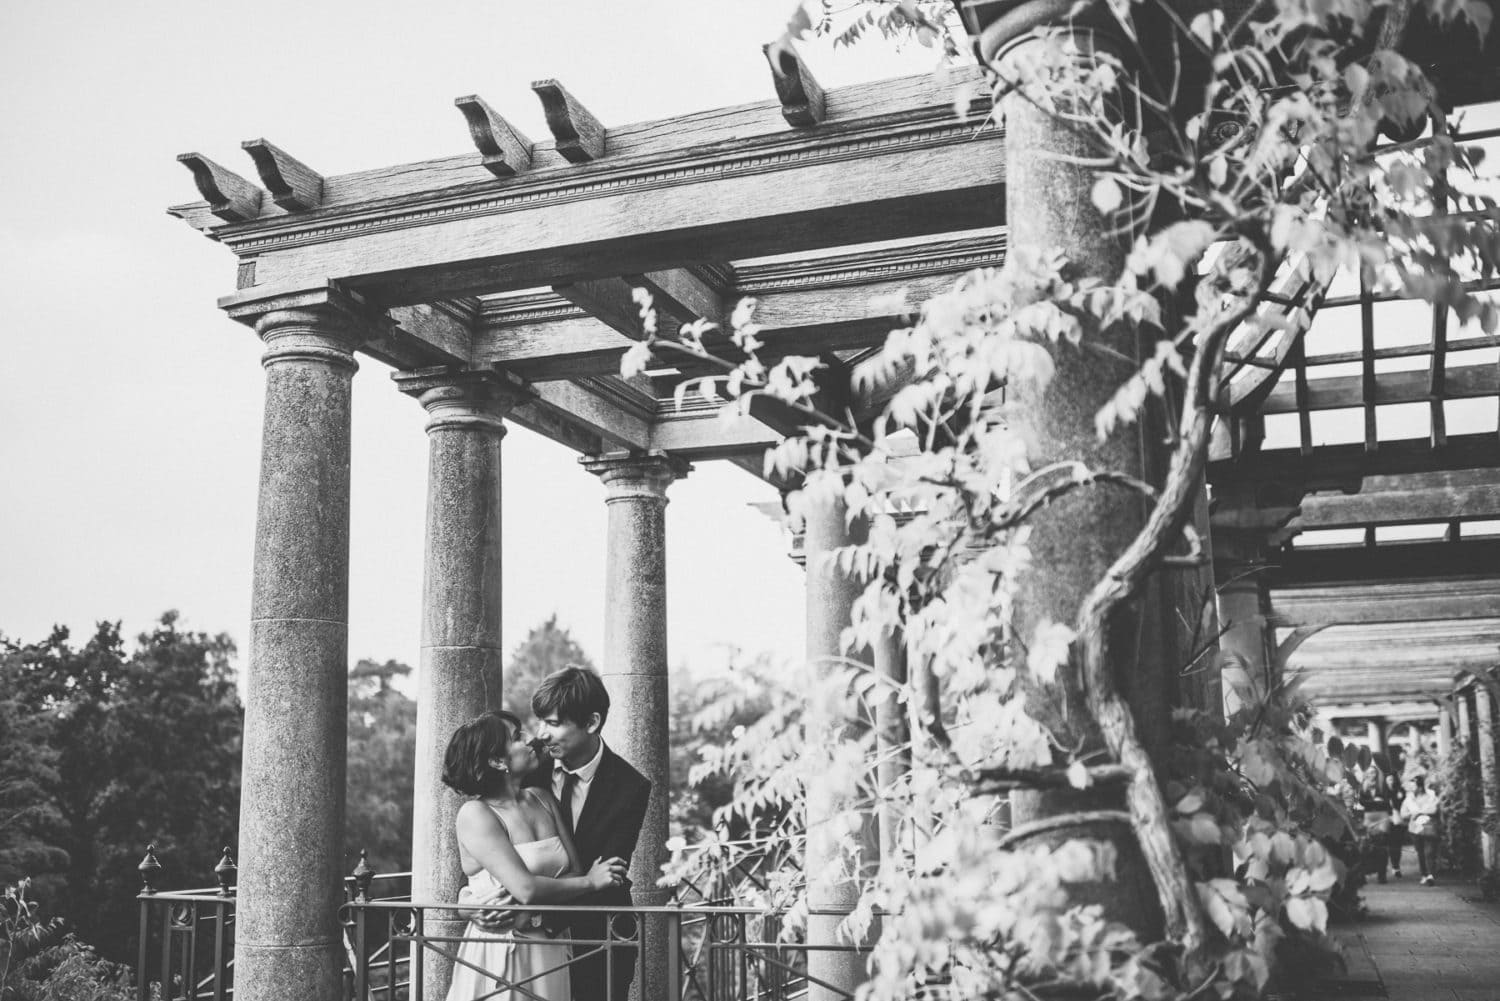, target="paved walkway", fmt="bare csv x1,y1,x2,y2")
1320,872,1500,1001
